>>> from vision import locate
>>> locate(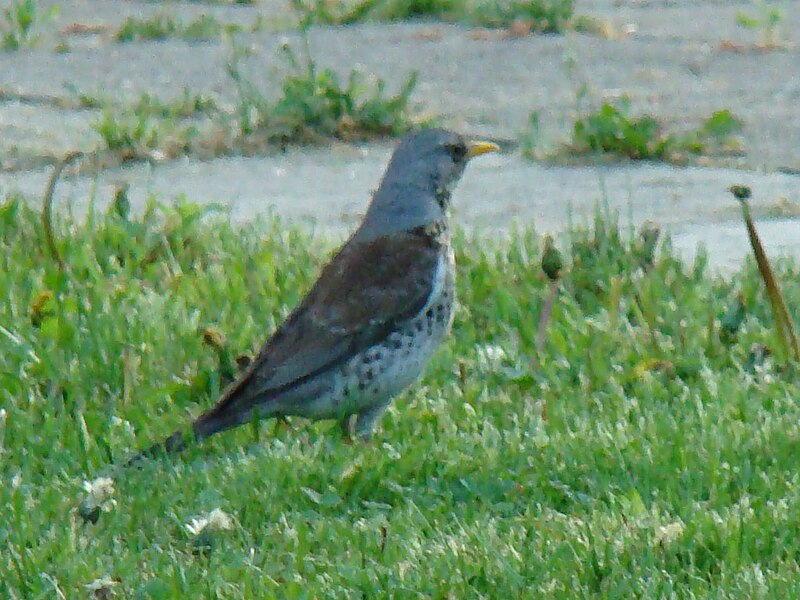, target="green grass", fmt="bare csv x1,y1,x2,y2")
228,40,426,146
2,193,800,597
735,0,785,48
570,102,744,162
525,98,745,164
115,13,243,43
1,0,59,50
292,0,576,32
90,89,218,162
88,38,425,161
